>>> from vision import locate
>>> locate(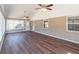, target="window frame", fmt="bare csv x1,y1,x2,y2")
6,19,25,31
66,16,79,33
44,20,48,29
